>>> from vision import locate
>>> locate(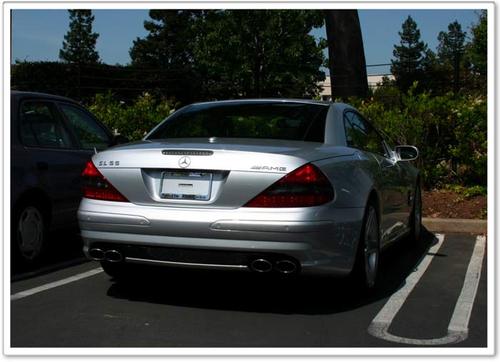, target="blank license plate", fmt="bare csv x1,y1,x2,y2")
160,171,213,201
